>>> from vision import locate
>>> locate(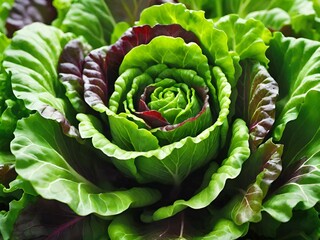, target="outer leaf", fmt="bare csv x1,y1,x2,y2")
145,118,250,221
0,179,37,240
5,0,57,37
109,210,248,240
11,113,161,216
231,139,283,225
246,8,291,32
252,208,320,239
3,23,80,138
263,90,320,222
283,0,320,40
53,0,115,48
109,212,199,240
0,37,29,161
12,199,109,240
0,193,35,240
268,33,320,140
0,99,29,154
108,214,142,240
253,0,320,41
214,14,272,65
236,60,279,151
195,219,248,240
